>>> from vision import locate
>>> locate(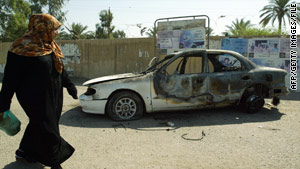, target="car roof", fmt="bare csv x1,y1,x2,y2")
168,49,241,57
